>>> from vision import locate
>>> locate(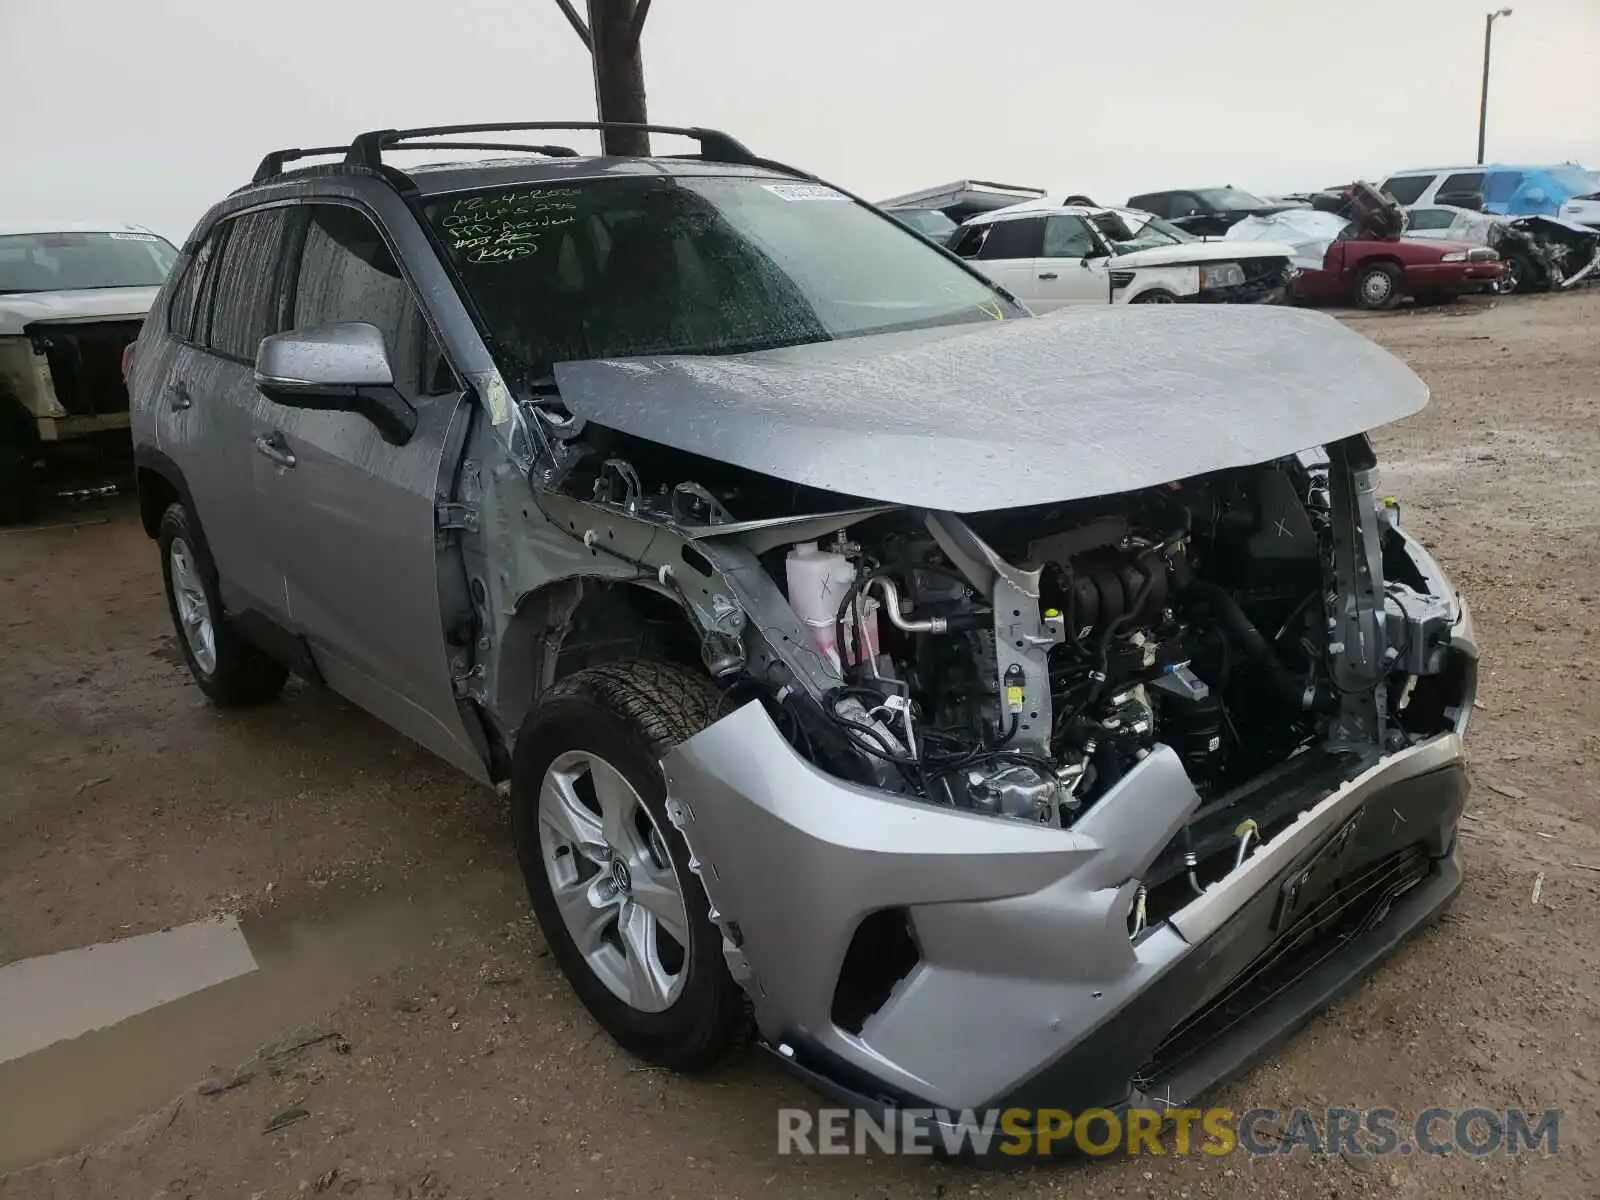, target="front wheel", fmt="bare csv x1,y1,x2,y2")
511,661,745,1071
1130,289,1179,304
1494,253,1537,295
1354,262,1403,310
